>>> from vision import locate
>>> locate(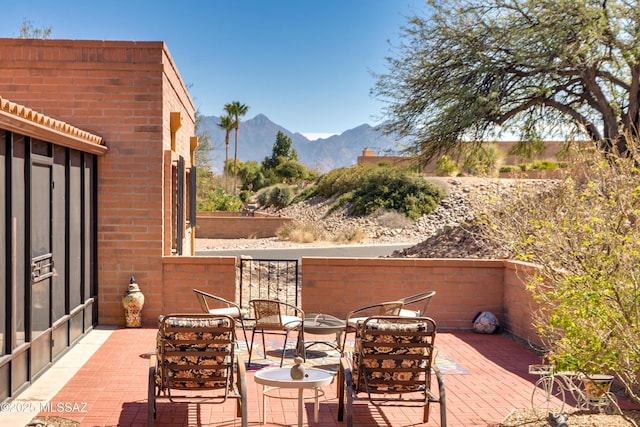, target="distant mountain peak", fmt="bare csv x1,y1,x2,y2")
200,113,398,173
